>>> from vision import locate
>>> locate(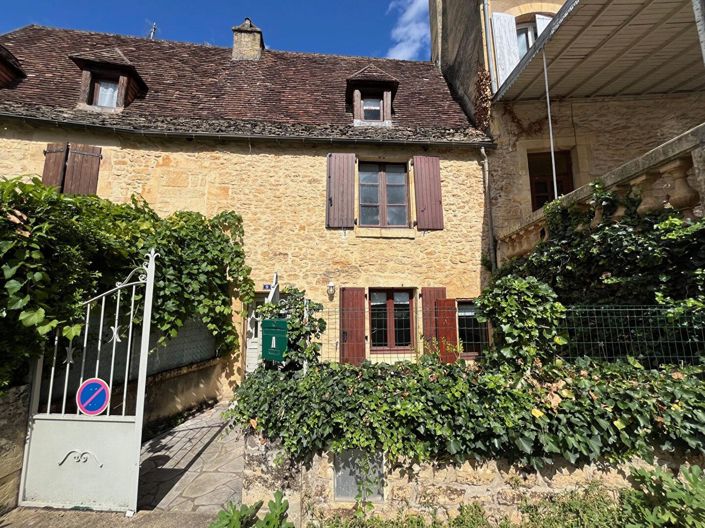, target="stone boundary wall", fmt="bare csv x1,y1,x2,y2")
0,385,29,515
242,435,704,526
